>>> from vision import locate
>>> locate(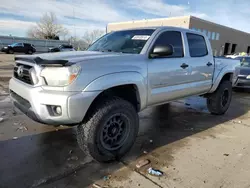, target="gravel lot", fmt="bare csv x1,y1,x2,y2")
0,53,15,63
